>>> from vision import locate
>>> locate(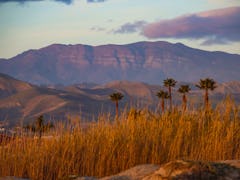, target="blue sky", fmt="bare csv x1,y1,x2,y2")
0,0,240,58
